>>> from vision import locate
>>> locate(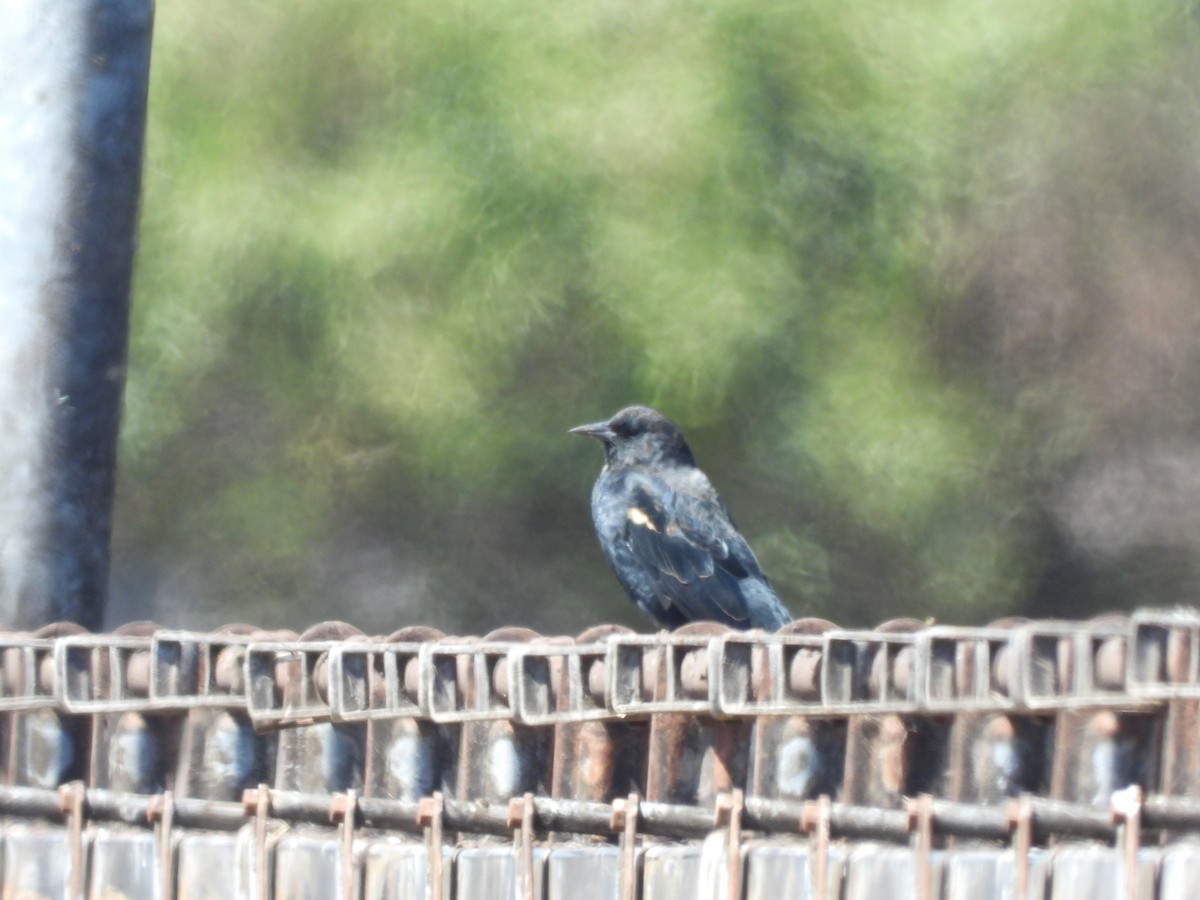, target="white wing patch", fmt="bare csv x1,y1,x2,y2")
627,507,658,531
